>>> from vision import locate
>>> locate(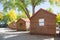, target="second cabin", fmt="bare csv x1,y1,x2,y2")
8,21,17,30
16,18,30,31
